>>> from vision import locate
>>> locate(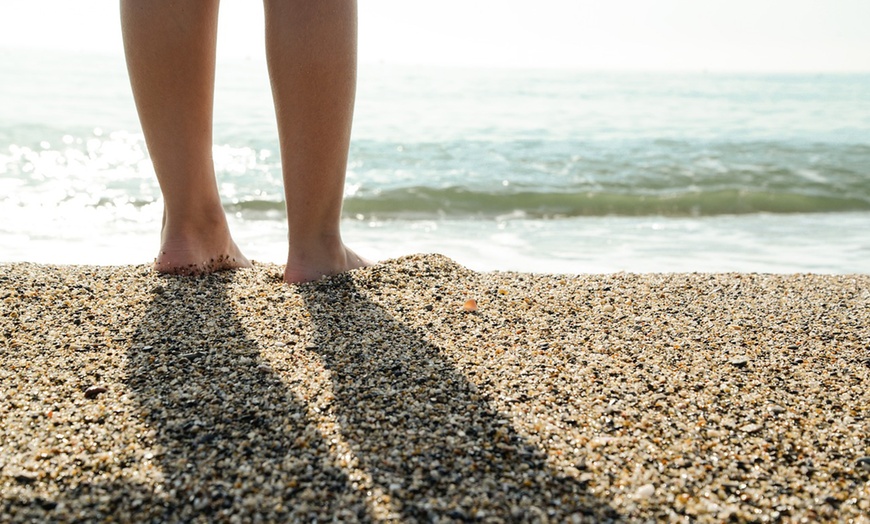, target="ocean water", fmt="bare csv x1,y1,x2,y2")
2,49,869,274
